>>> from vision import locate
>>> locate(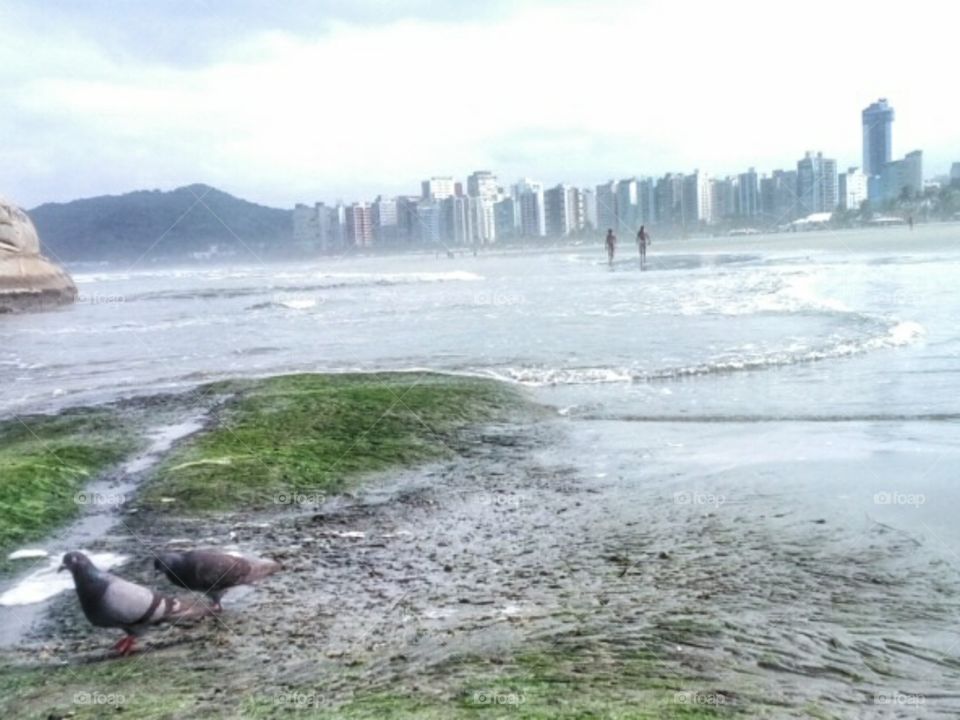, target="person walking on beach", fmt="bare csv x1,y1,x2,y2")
636,225,651,268
605,229,616,266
